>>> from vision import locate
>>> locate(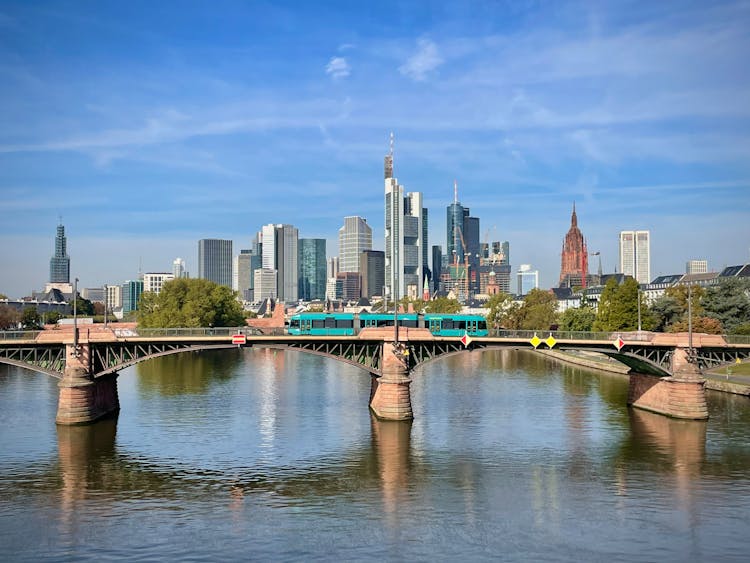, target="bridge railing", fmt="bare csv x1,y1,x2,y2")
486,329,651,342
117,327,266,338
0,330,42,341
726,335,750,345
